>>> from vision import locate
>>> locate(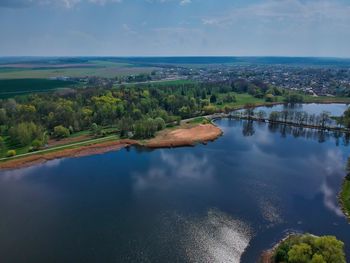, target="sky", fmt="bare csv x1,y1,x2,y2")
0,0,349,57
